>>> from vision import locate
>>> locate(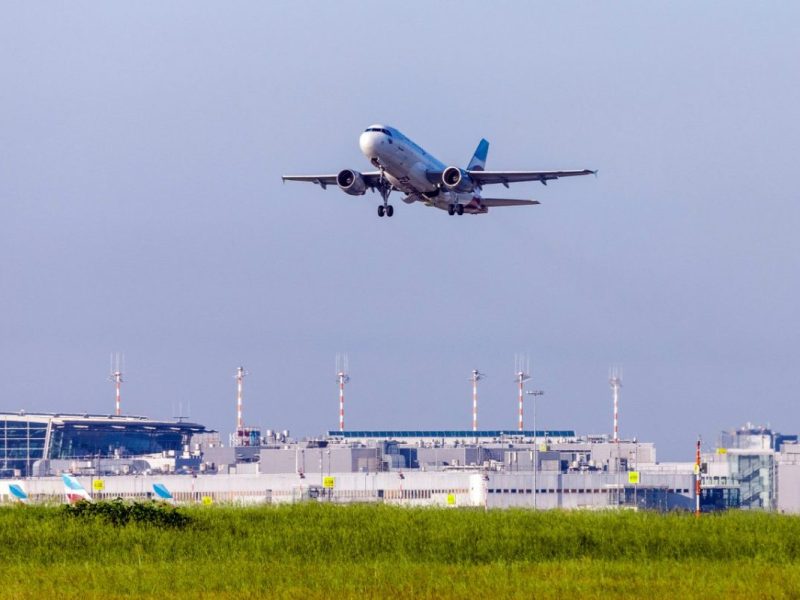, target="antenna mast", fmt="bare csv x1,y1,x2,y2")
109,353,124,416
470,369,485,433
609,367,622,442
336,354,350,432
514,354,531,431
235,366,248,435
